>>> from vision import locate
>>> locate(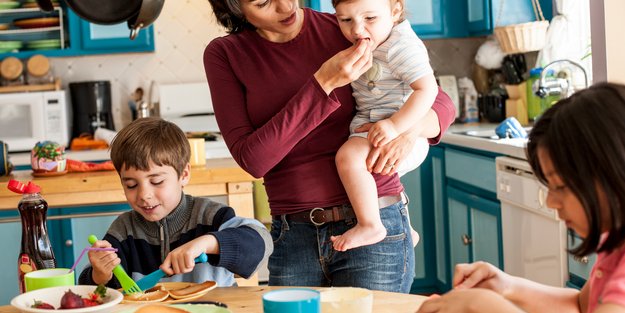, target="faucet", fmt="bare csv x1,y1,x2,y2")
534,59,589,98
